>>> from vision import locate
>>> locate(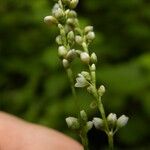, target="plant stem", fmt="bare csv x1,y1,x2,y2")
97,96,109,132
108,131,114,150
80,134,89,150
66,68,80,113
